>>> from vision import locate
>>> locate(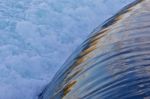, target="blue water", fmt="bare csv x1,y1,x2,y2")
40,0,150,99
